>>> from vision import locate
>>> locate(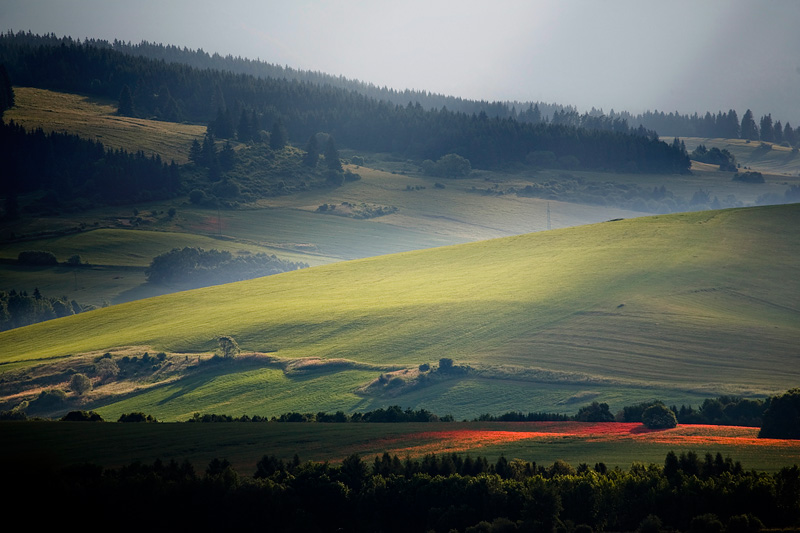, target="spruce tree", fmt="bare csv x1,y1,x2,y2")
303,134,319,167
117,84,134,116
740,110,758,141
324,136,342,171
0,64,14,117
759,114,774,142
269,119,287,150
